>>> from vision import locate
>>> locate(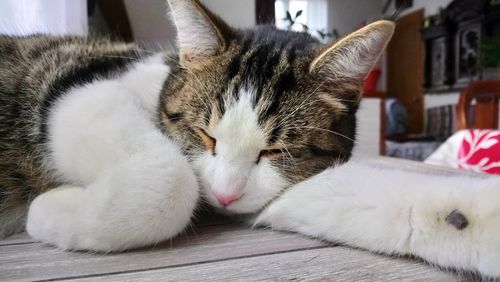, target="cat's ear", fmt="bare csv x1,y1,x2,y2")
309,20,395,82
167,0,232,65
